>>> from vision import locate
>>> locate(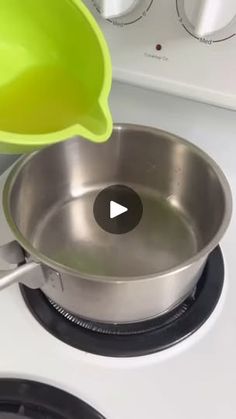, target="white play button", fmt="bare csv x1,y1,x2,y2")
94,185,143,234
110,200,128,219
